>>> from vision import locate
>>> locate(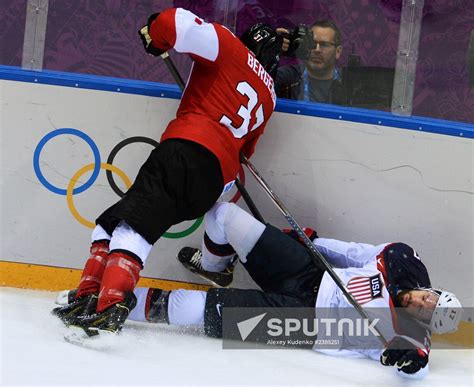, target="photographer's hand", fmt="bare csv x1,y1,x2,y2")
279,25,315,60
276,28,290,53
